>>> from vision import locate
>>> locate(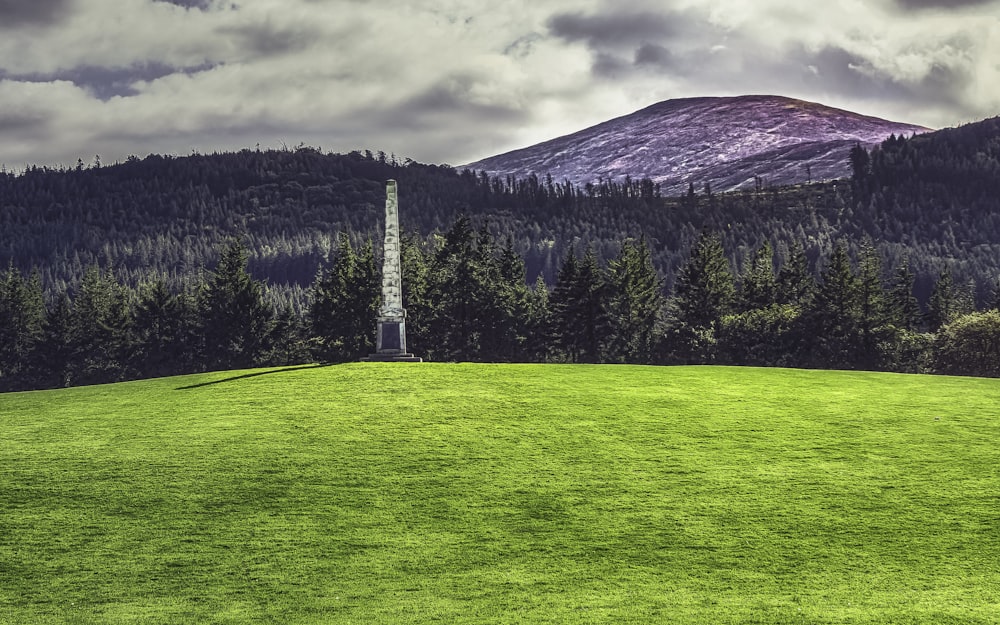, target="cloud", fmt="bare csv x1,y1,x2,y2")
1,62,217,100
215,19,324,58
0,0,70,29
0,0,997,170
153,0,213,8
892,0,998,9
547,11,686,48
